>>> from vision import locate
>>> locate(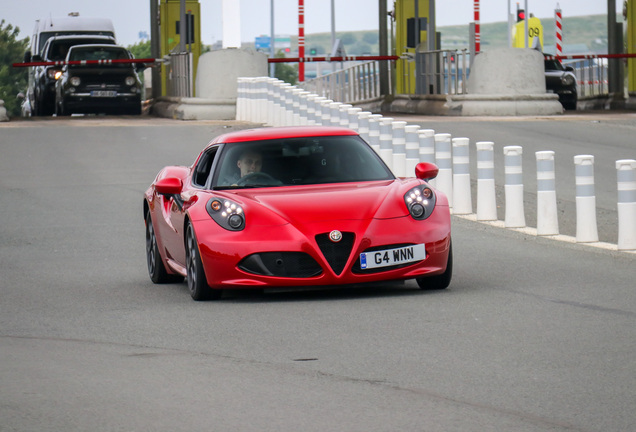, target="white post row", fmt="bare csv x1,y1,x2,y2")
476,142,497,221
452,137,472,215
238,78,633,250
616,159,636,250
